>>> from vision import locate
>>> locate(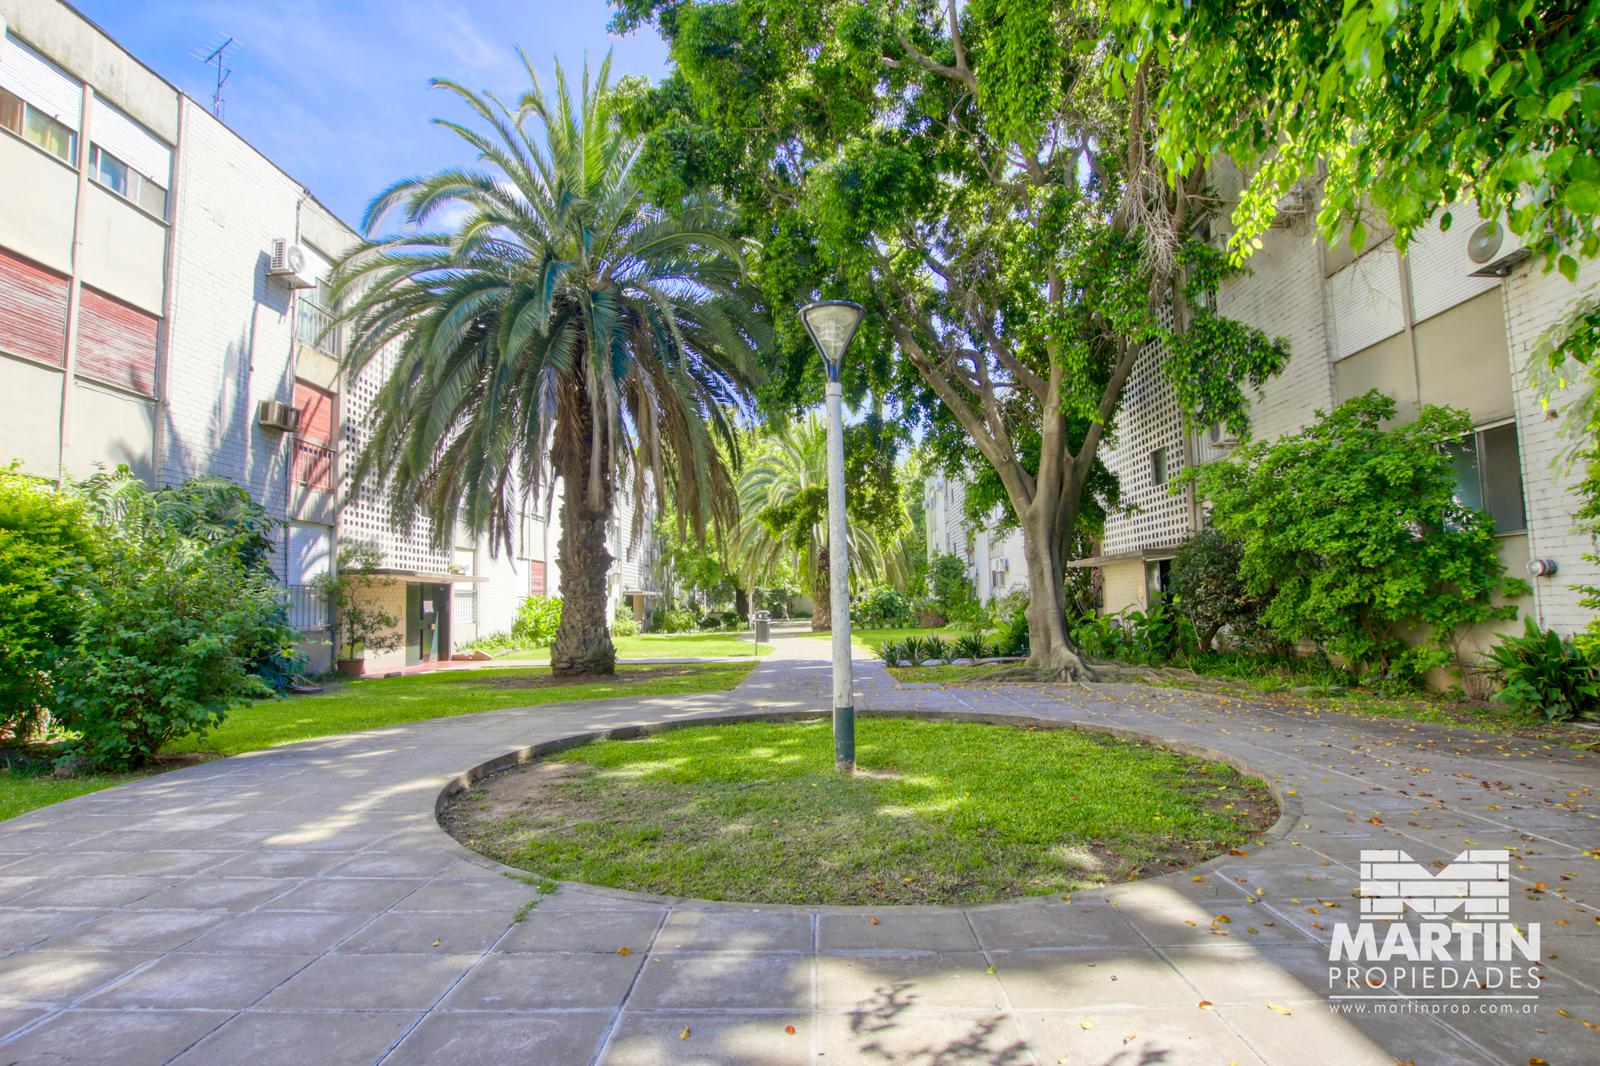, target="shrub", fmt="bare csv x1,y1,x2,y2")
875,641,902,665
512,595,563,647
927,554,979,626
990,596,1031,657
612,603,640,637
1186,391,1514,684
1070,612,1126,660
1170,529,1262,653
1486,619,1600,722
951,633,986,660
312,542,403,663
0,471,102,738
853,586,913,628
464,630,520,654
656,606,698,633
1123,603,1183,663
54,537,289,769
